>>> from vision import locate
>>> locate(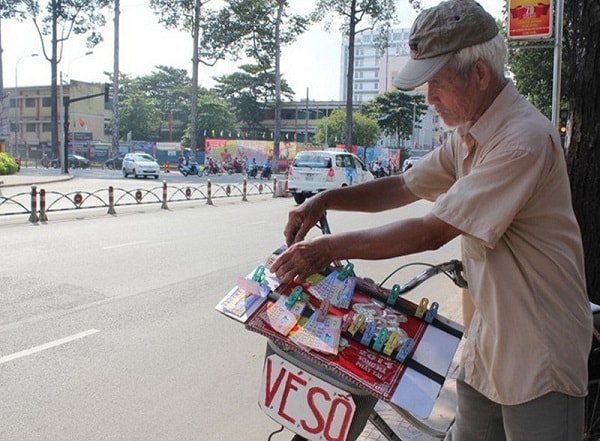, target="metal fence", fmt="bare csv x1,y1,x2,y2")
0,178,289,223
